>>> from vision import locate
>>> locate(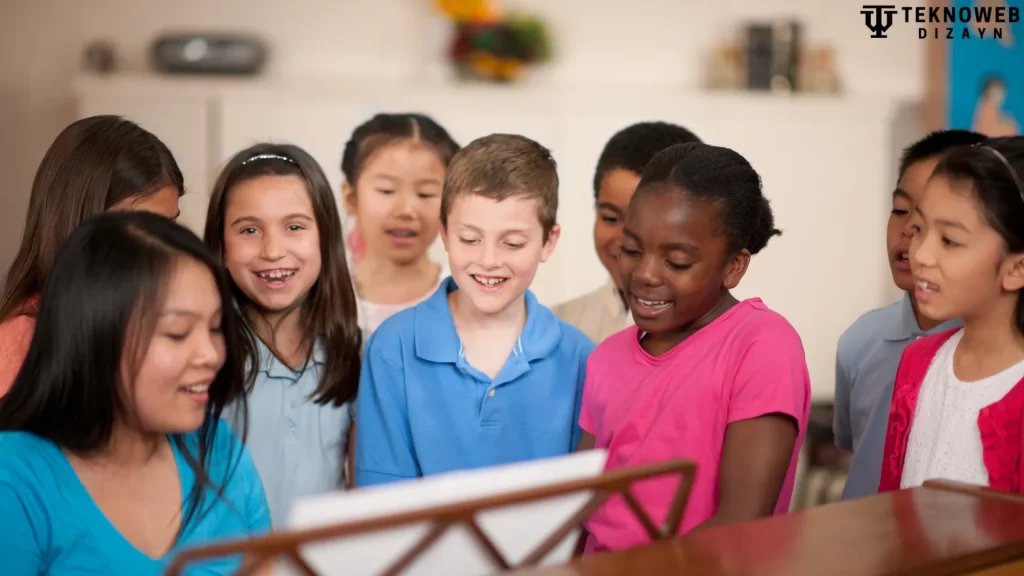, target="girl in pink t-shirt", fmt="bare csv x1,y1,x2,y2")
578,142,811,553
